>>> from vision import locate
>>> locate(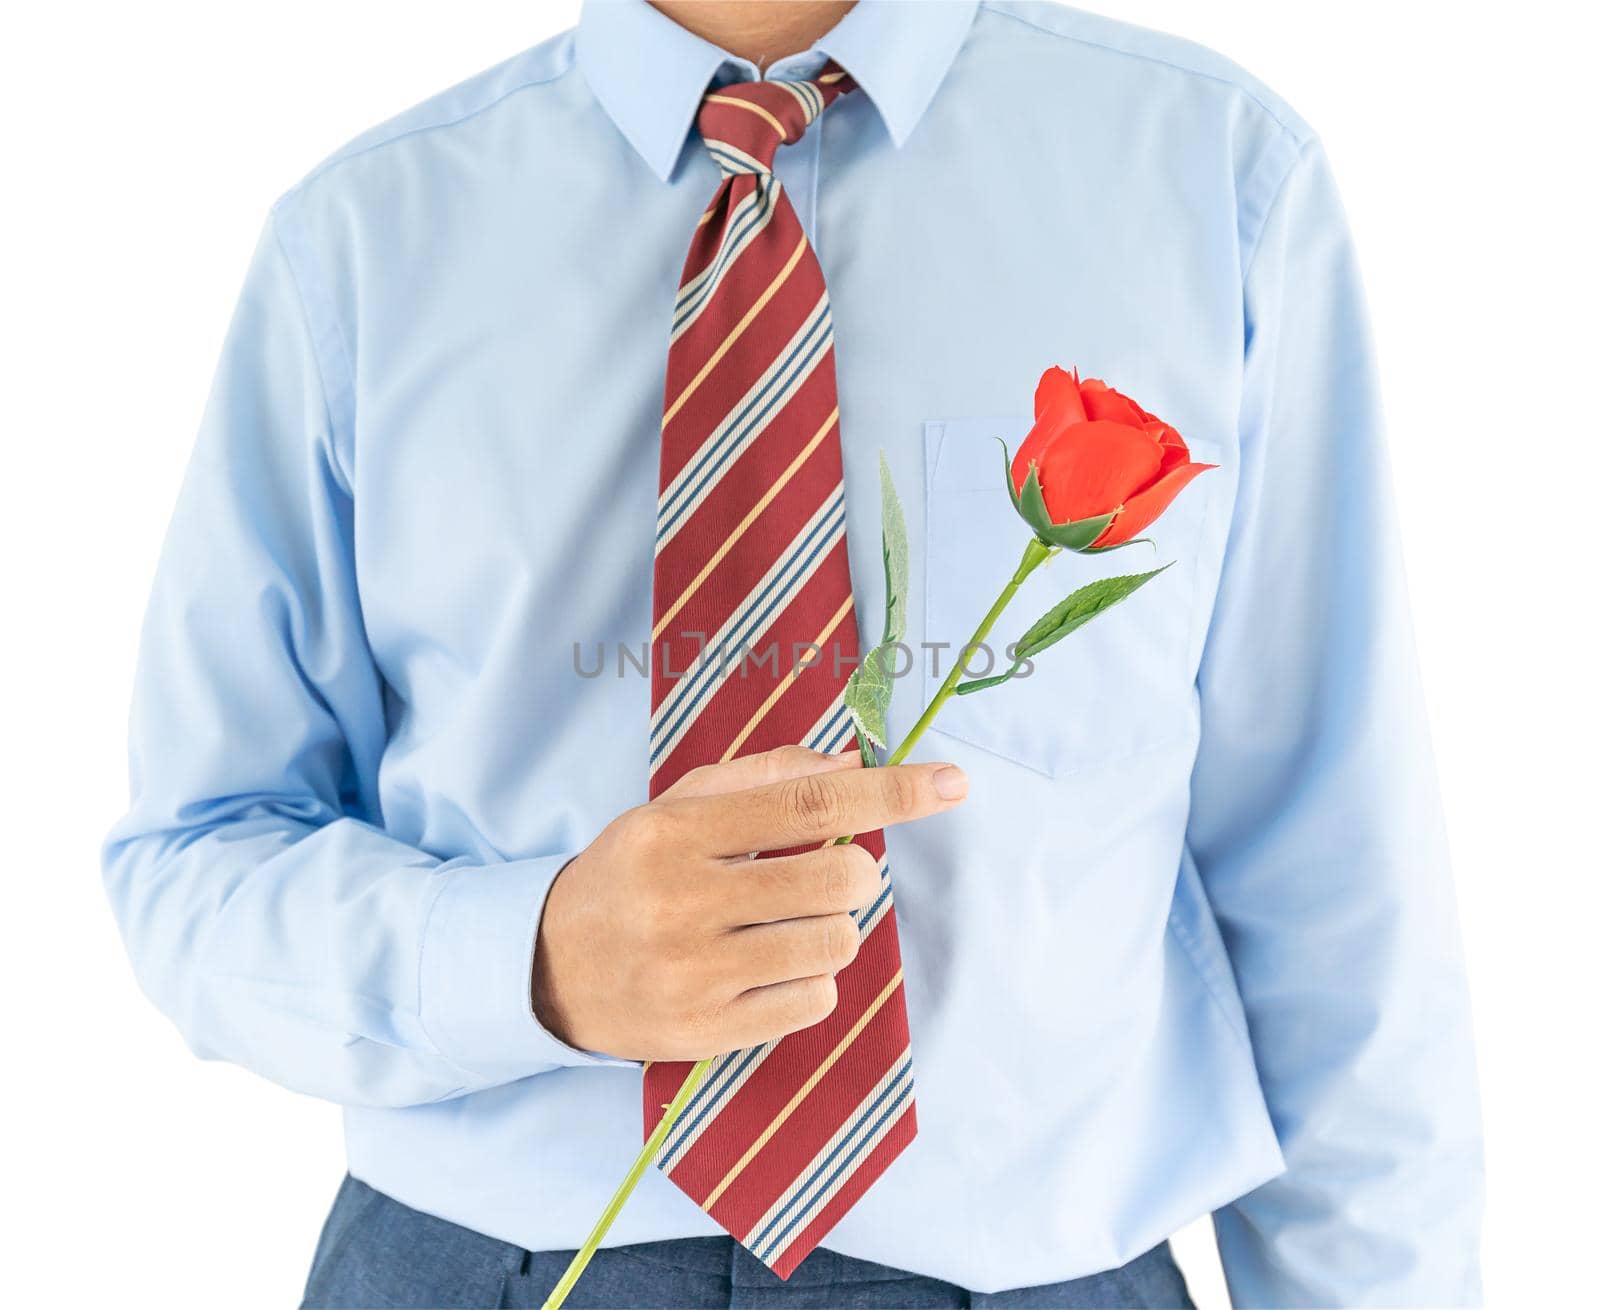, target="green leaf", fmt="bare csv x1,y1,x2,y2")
853,722,881,766
844,642,895,749
1015,565,1173,661
956,565,1173,696
877,452,909,646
